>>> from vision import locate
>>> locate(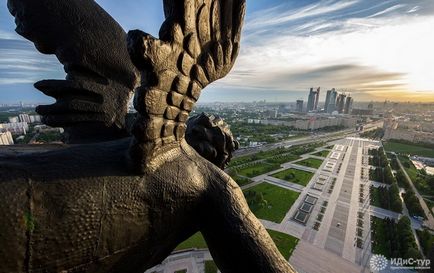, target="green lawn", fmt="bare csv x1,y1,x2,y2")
266,154,300,164
271,168,314,186
398,155,419,182
244,183,300,223
228,142,325,168
267,229,299,259
384,141,434,158
175,232,207,251
175,229,299,261
205,261,218,273
294,158,323,169
236,163,280,178
312,150,330,158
